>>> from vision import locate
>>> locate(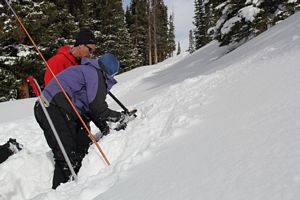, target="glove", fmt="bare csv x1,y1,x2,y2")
114,113,130,131
93,121,110,142
93,125,110,142
98,120,110,136
93,132,103,142
101,124,110,136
